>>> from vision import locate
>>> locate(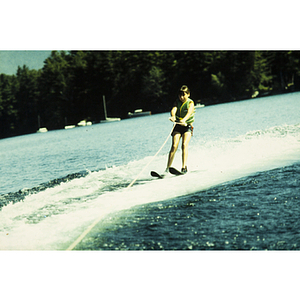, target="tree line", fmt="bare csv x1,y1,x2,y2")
1,50,300,139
